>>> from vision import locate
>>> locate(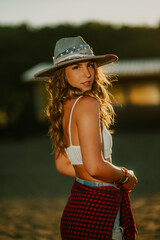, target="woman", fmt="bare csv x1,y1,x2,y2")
35,36,138,240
